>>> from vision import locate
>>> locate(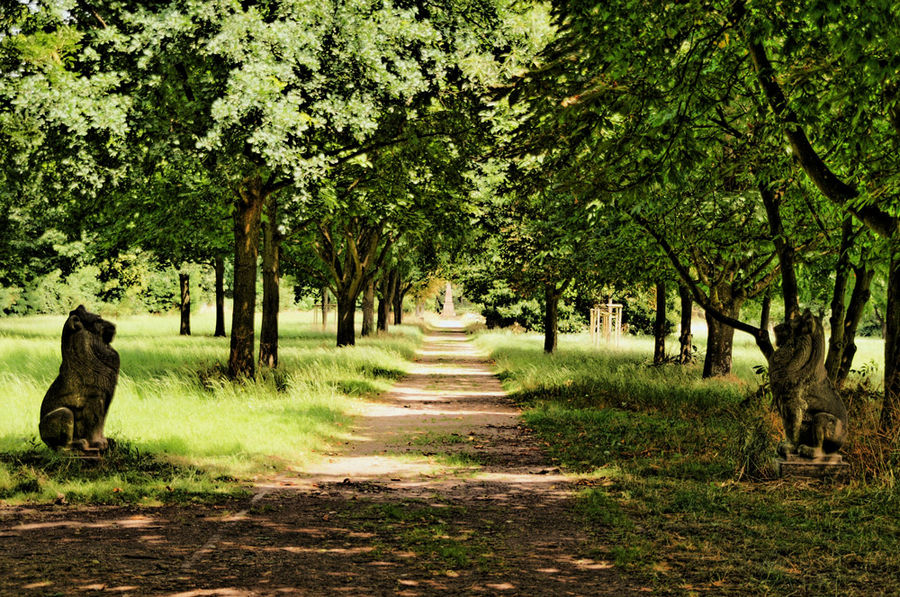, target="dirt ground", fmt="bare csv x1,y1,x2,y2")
0,322,643,596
